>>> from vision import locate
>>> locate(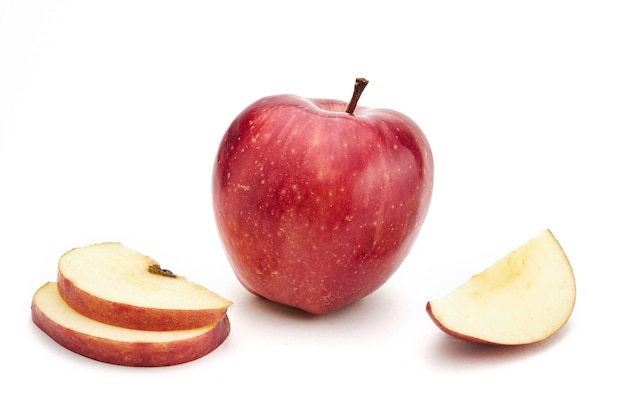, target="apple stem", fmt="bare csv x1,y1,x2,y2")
345,78,369,114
